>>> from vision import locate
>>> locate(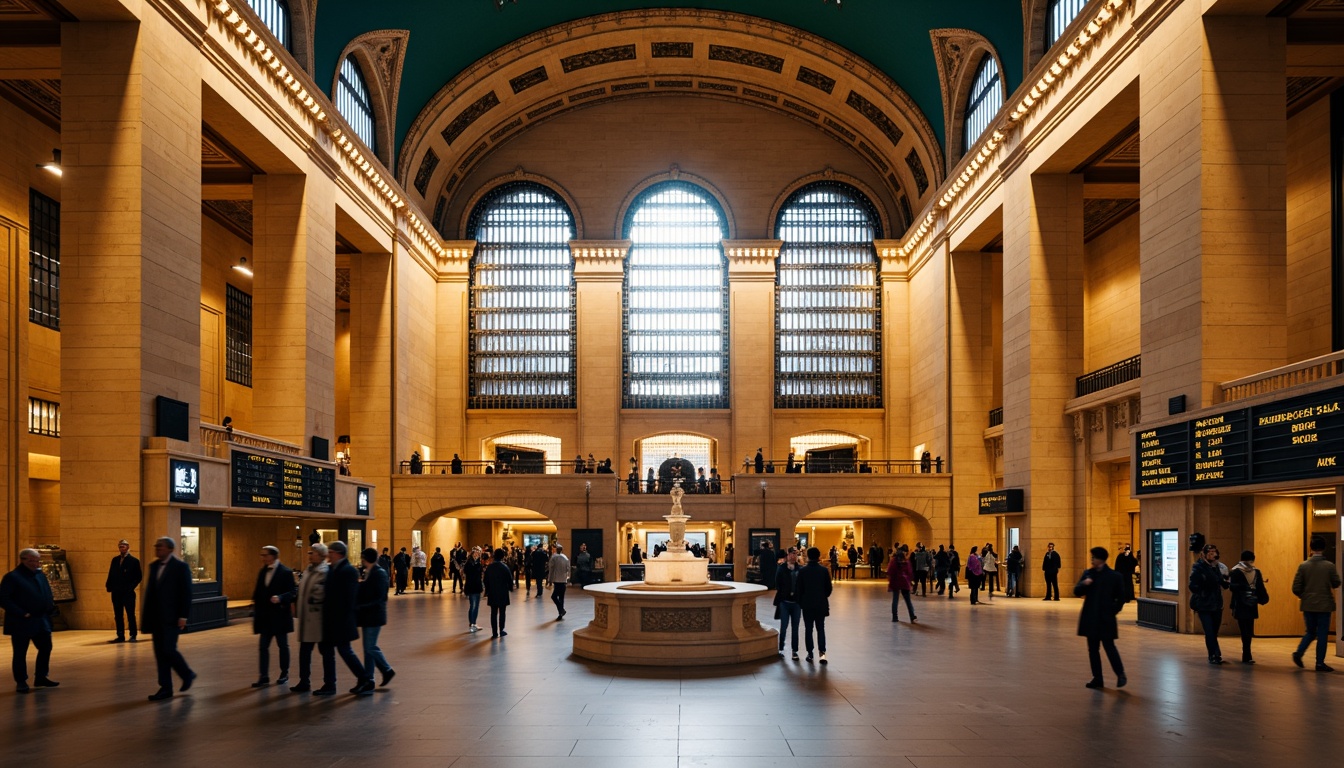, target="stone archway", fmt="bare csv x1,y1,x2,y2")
415,504,559,557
